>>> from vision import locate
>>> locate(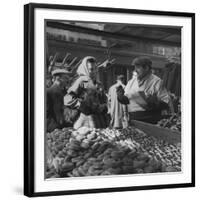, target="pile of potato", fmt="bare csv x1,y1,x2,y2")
46,127,181,178
121,127,181,171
